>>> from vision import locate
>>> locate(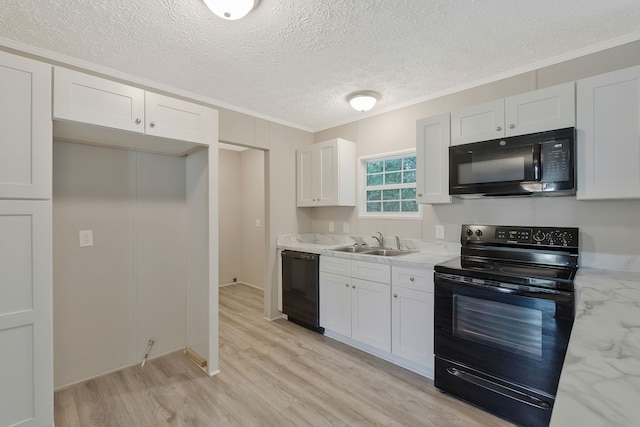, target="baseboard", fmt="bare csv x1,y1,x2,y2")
53,346,185,391
219,281,264,291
